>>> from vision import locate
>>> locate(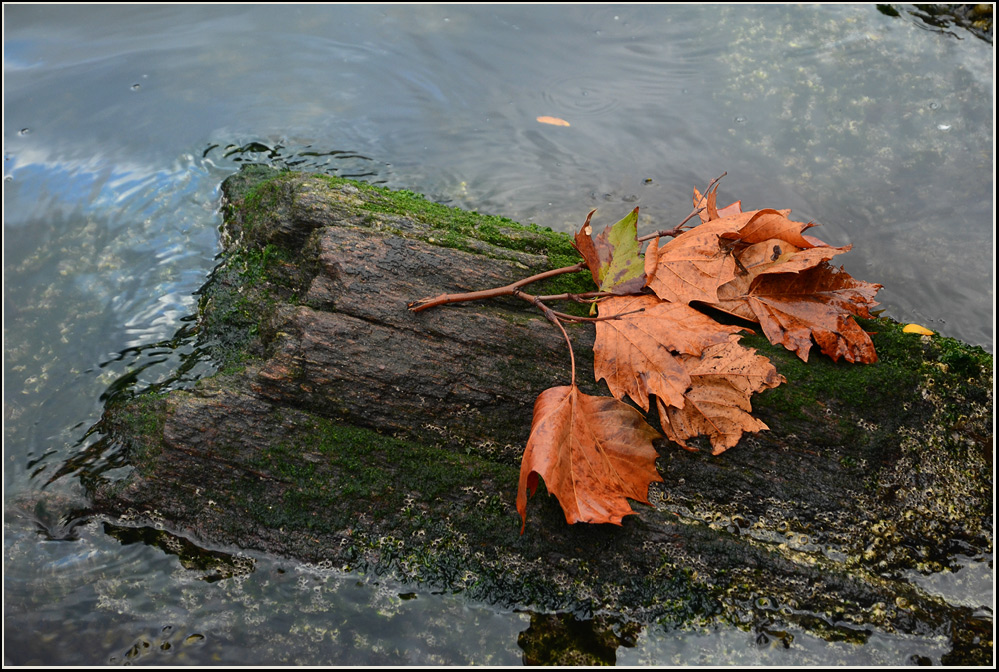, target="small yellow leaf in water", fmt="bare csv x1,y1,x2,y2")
536,116,570,127
903,323,934,335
